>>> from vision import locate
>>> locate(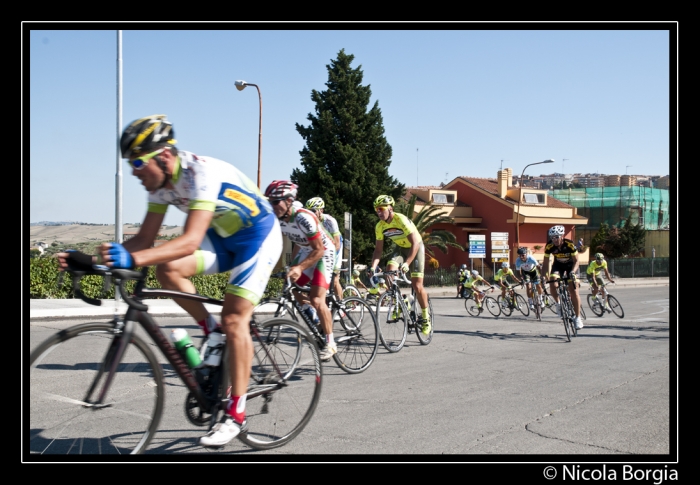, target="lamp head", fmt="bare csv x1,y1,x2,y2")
235,80,247,91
